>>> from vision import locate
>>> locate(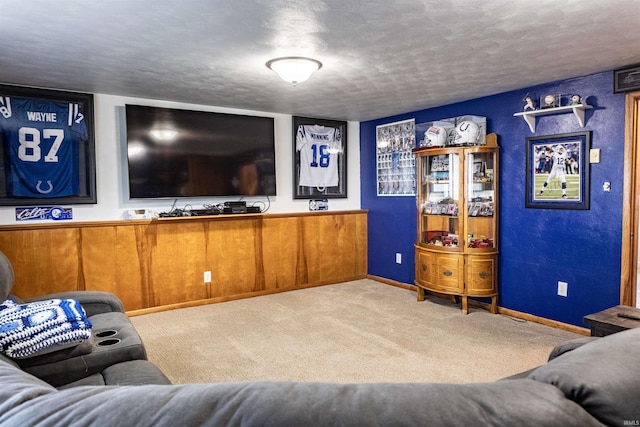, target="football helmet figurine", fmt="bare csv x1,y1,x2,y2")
448,120,481,146
423,125,449,147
